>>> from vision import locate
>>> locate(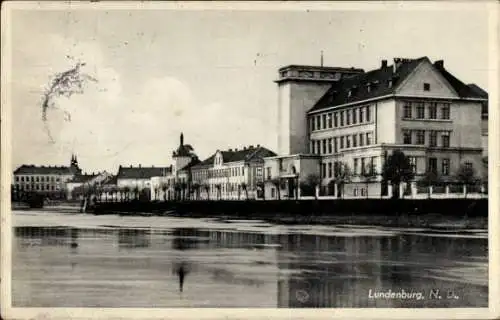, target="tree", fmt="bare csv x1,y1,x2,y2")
181,182,188,200
256,181,265,200
215,184,221,200
418,170,443,198
161,182,168,201
300,173,321,199
268,178,283,200
456,163,479,197
334,162,351,198
382,150,414,199
191,183,200,200
123,186,131,201
241,182,249,200
202,184,210,200
361,162,378,198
